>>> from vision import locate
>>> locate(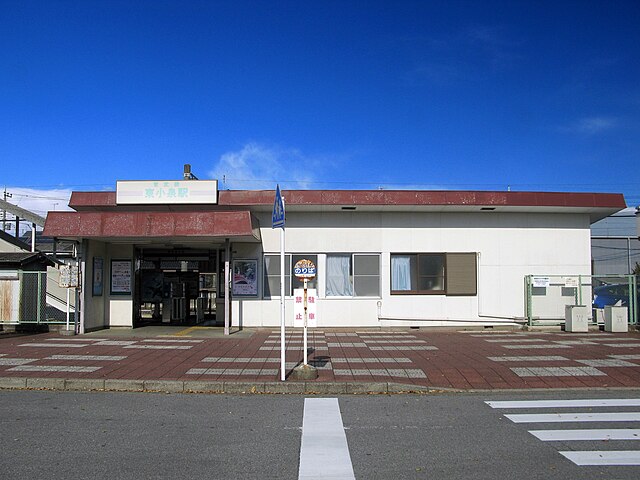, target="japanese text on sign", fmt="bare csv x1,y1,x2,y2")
294,289,317,327
293,259,317,279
